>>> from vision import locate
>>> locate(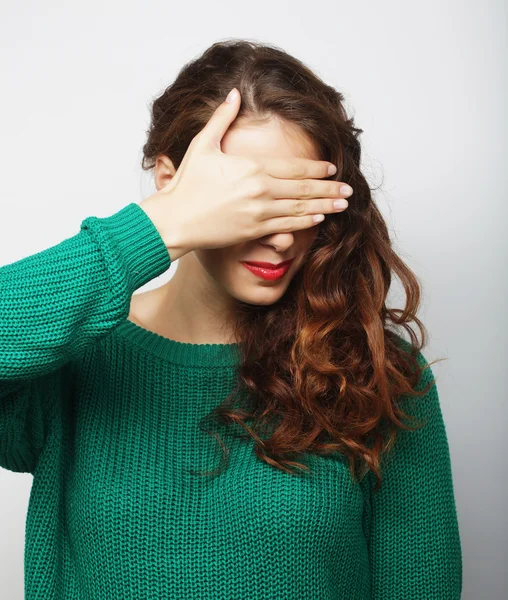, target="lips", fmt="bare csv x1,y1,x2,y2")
243,258,294,269
241,258,294,281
